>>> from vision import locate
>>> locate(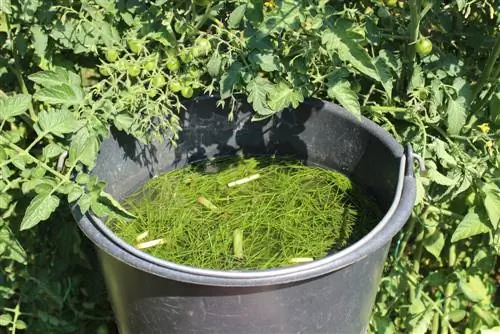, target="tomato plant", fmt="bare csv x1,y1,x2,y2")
0,0,498,333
